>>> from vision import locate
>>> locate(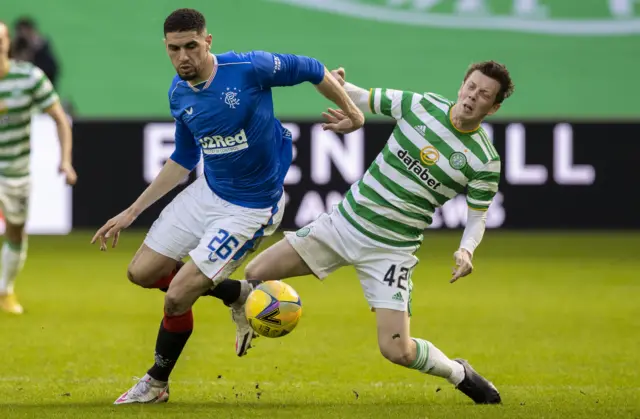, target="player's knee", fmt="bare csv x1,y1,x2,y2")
126,263,155,288
164,291,189,317
126,265,143,287
379,340,413,367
